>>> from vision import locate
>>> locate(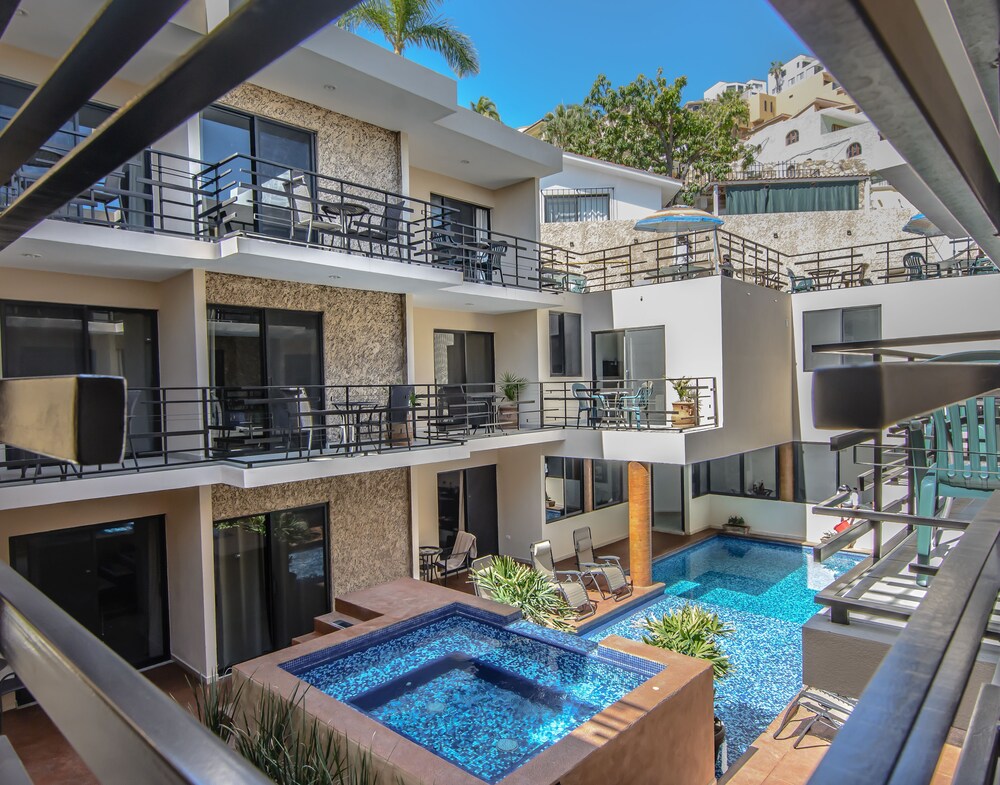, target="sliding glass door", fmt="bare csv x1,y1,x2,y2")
433,329,495,392
592,327,667,424
437,466,498,555
213,505,329,670
10,516,170,668
1,301,160,452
